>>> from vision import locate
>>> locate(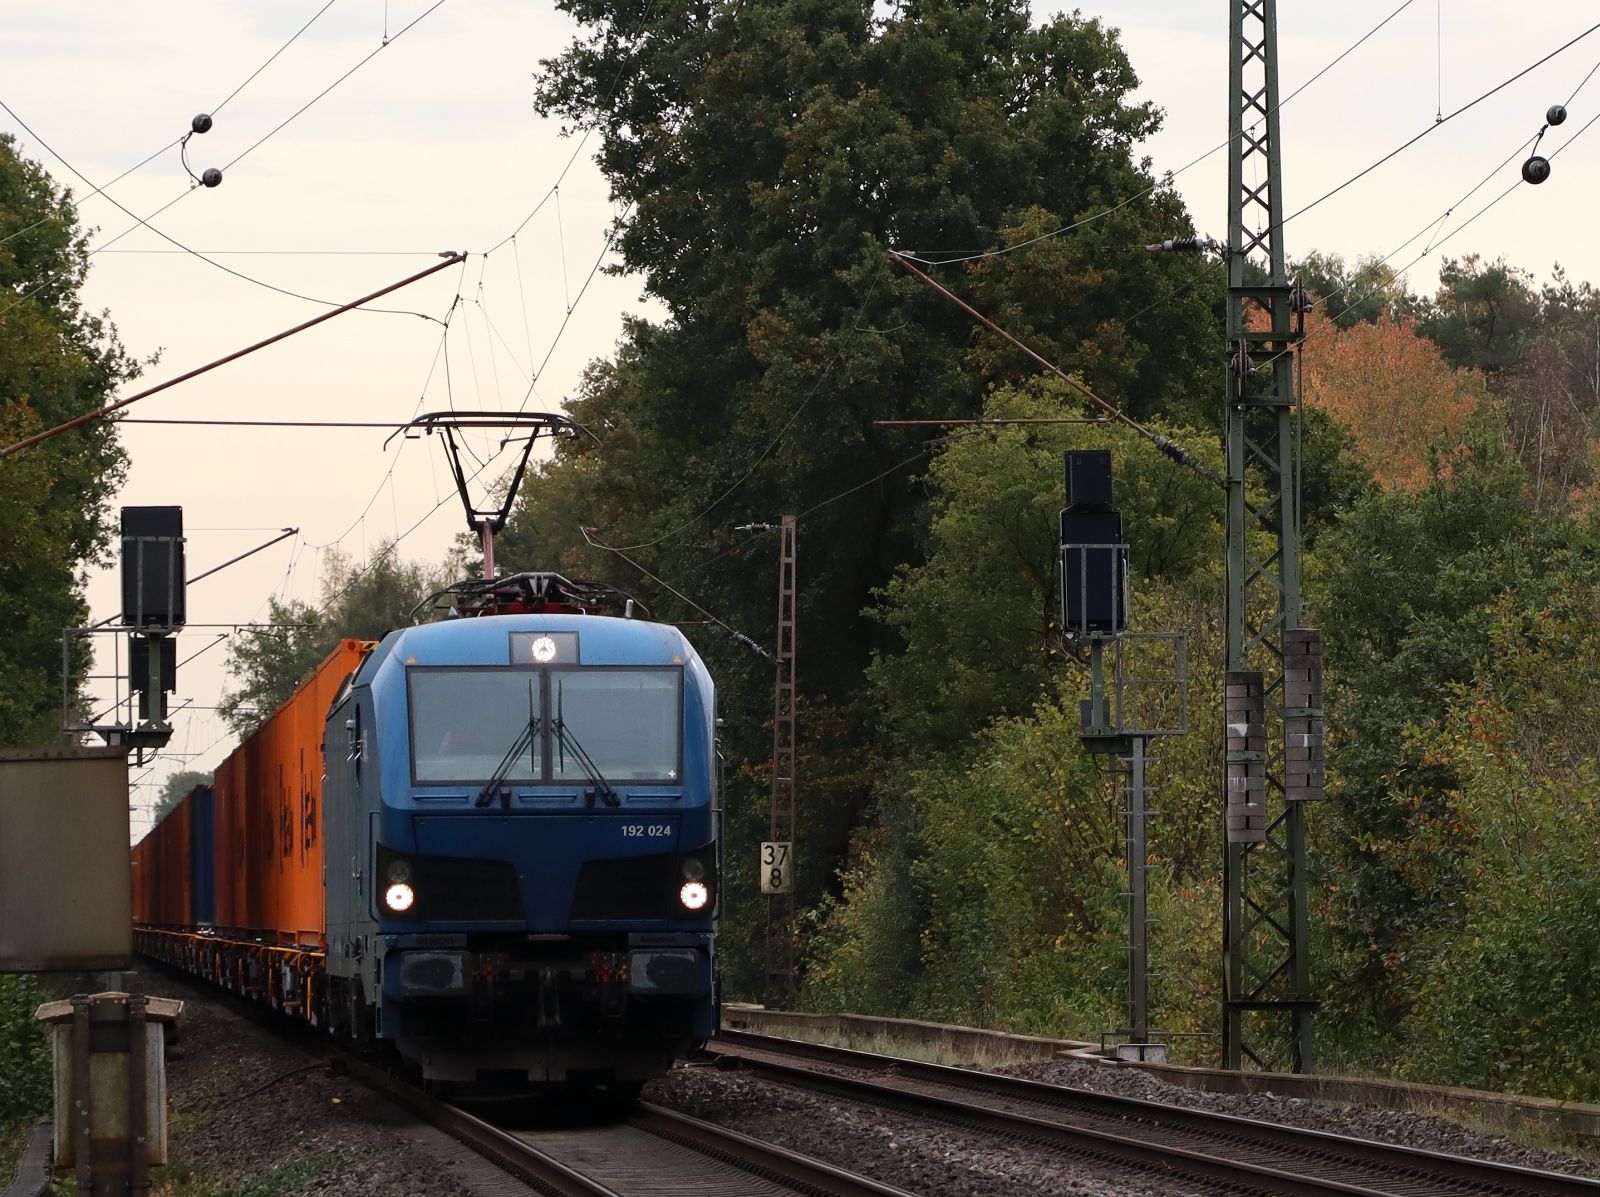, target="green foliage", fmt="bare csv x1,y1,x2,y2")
867,381,1222,761
513,0,1223,1005
1312,417,1594,1049
219,544,446,736
0,135,141,748
0,975,52,1129
1392,582,1600,1097
806,374,1227,1036
1418,256,1541,378
1293,250,1420,328
153,770,214,822
807,636,1226,1042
